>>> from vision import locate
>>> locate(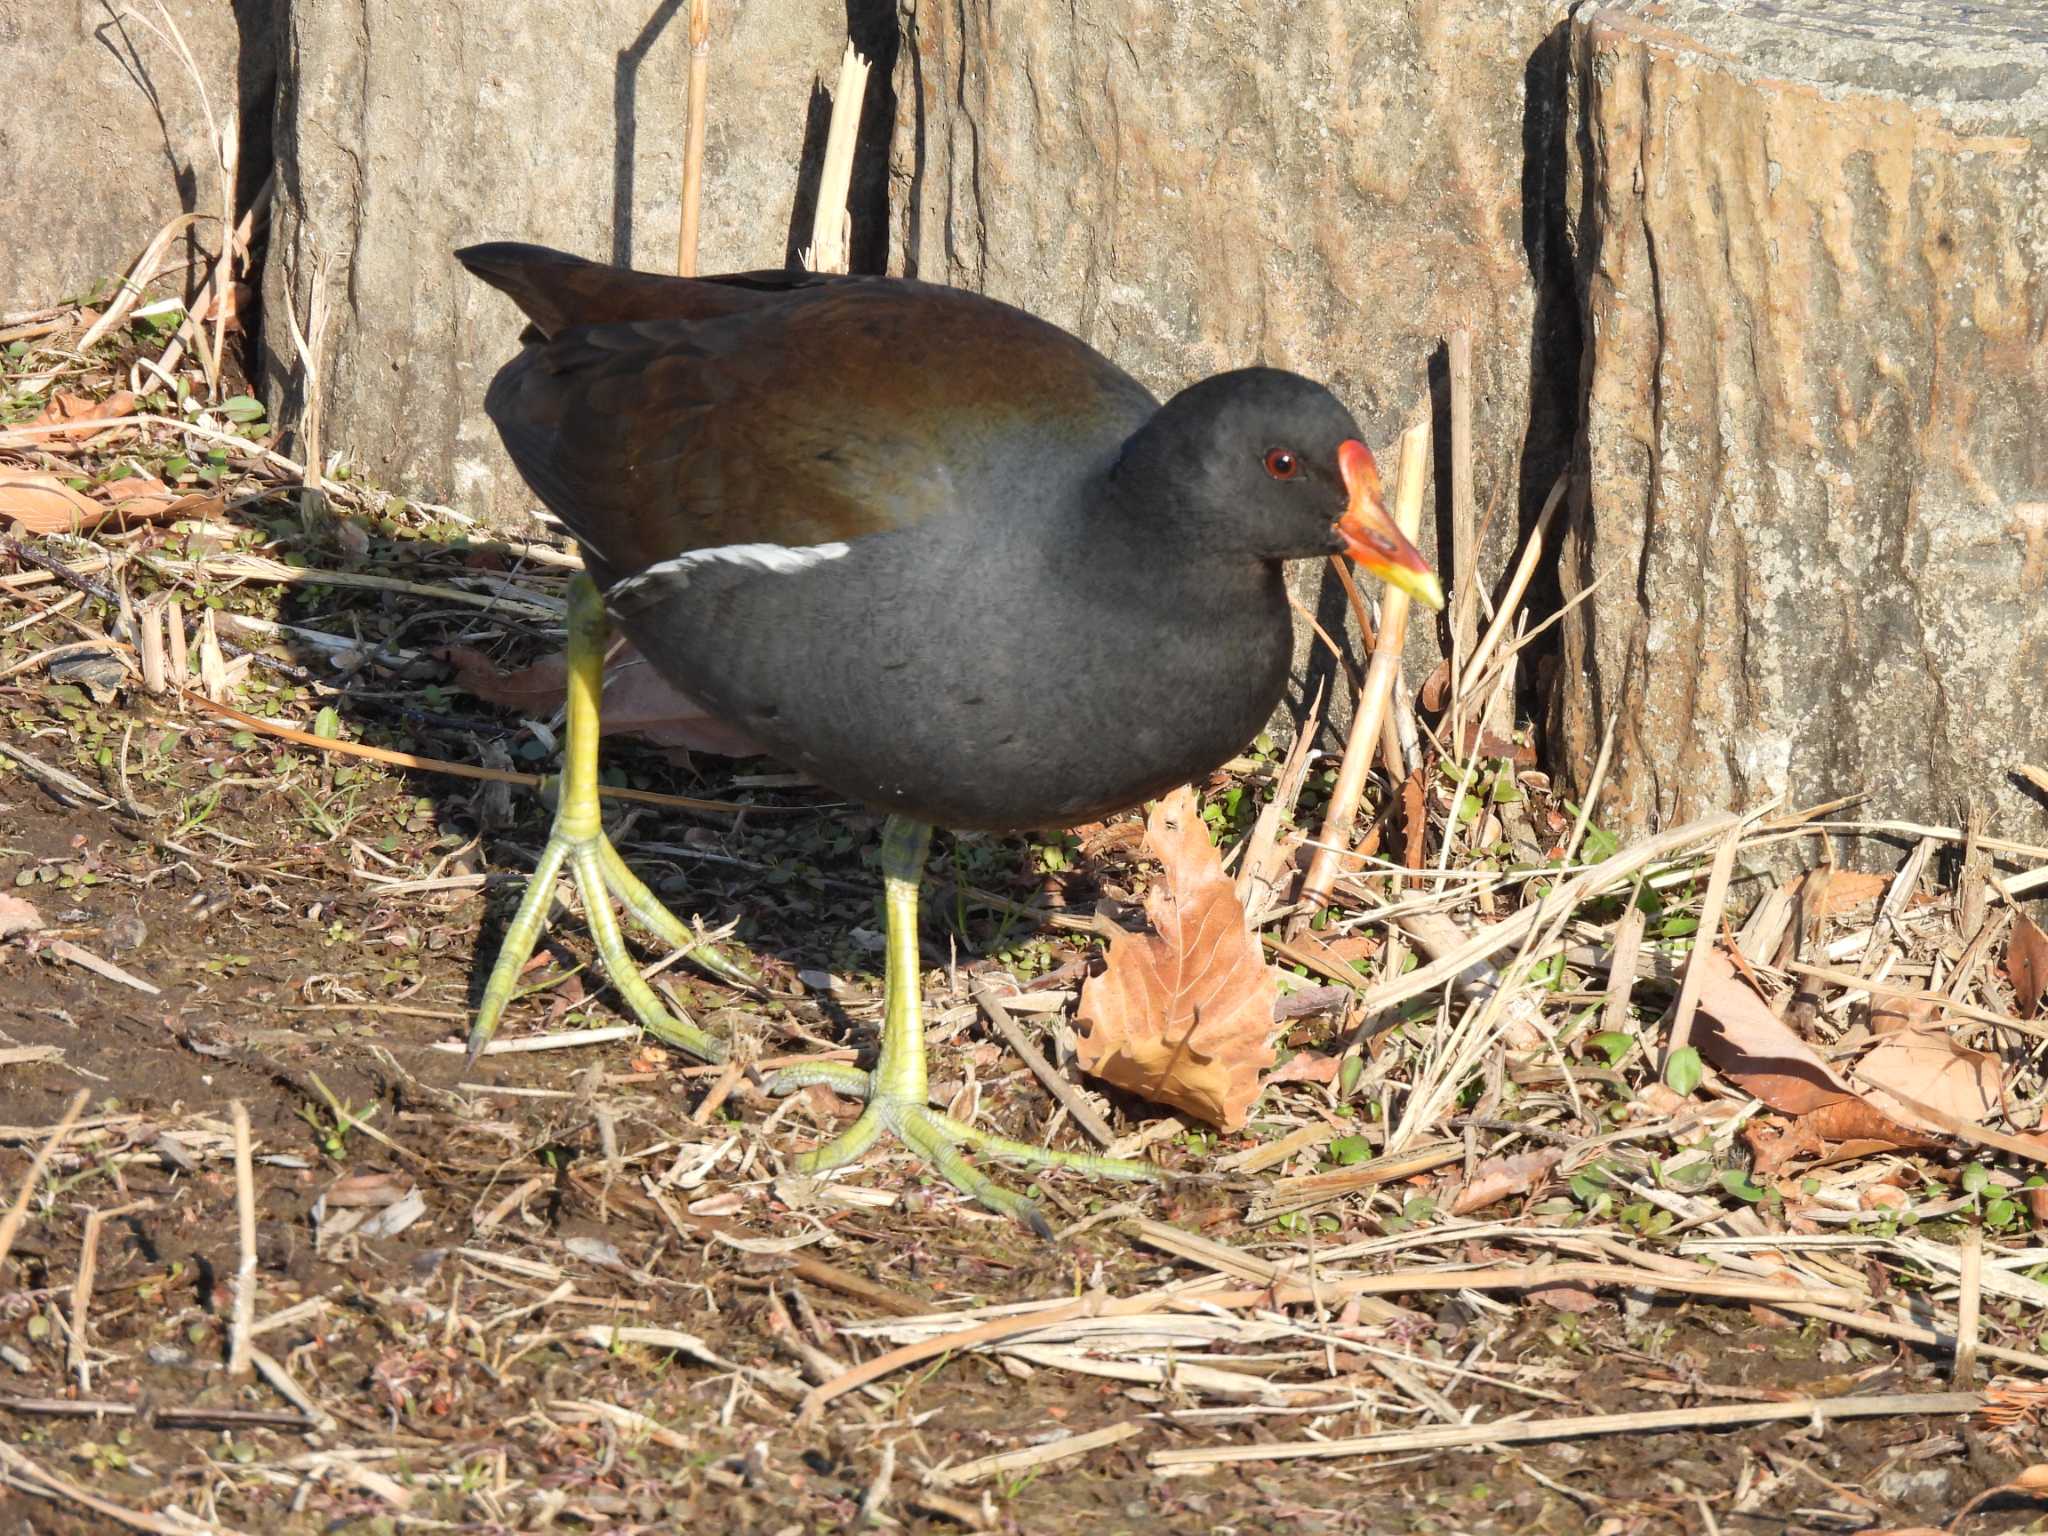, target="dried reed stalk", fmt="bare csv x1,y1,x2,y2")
227,1101,256,1376
283,250,334,509
1447,328,1478,673
0,1092,91,1275
803,43,873,274
678,0,710,275
1295,420,1430,919
1461,472,1565,701
72,215,207,358
1148,1391,1982,1468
